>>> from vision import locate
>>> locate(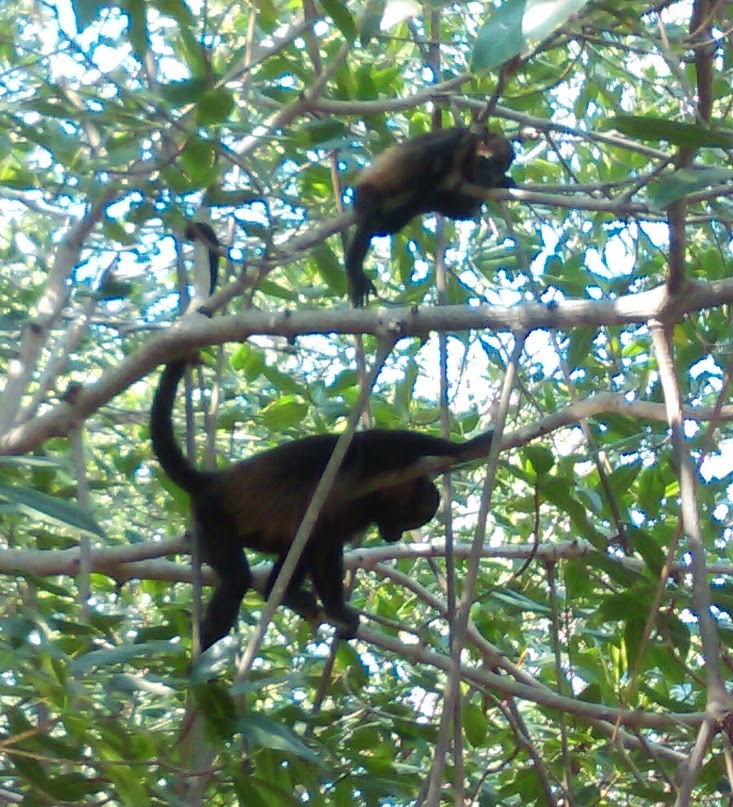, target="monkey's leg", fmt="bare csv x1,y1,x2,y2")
199,525,252,650
265,556,319,619
310,546,360,638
